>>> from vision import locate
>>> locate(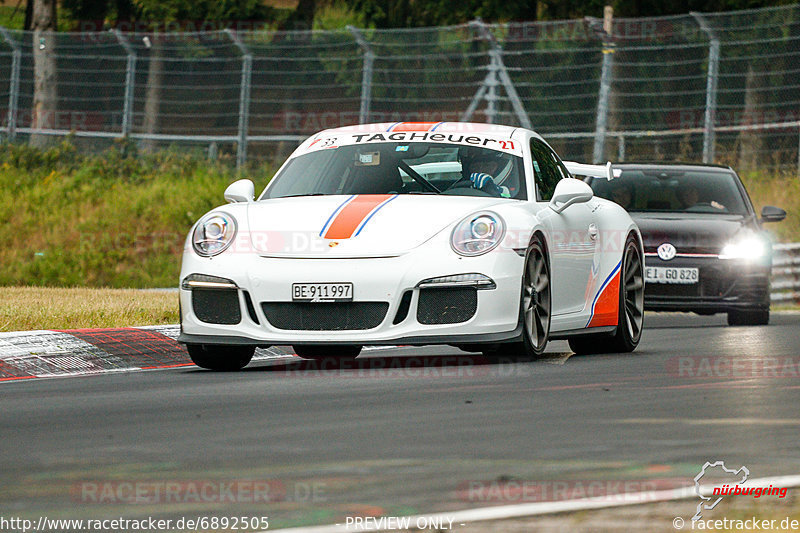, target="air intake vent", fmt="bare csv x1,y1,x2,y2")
261,302,389,330
191,288,241,325
417,288,477,325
